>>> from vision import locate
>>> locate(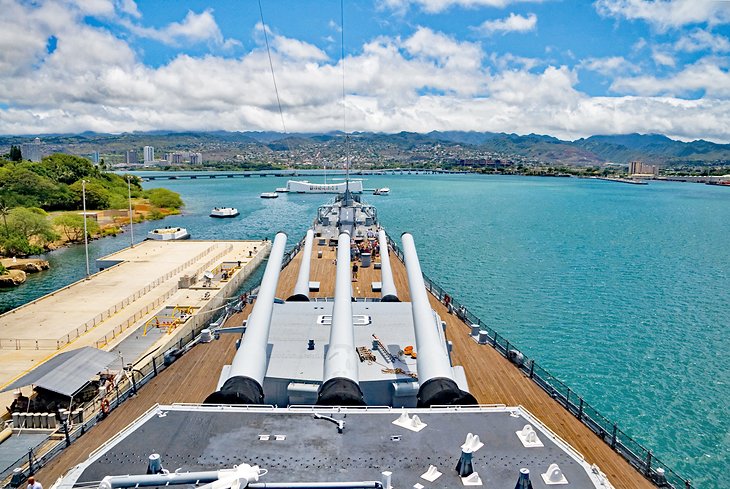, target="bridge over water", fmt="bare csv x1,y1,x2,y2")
139,169,461,181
